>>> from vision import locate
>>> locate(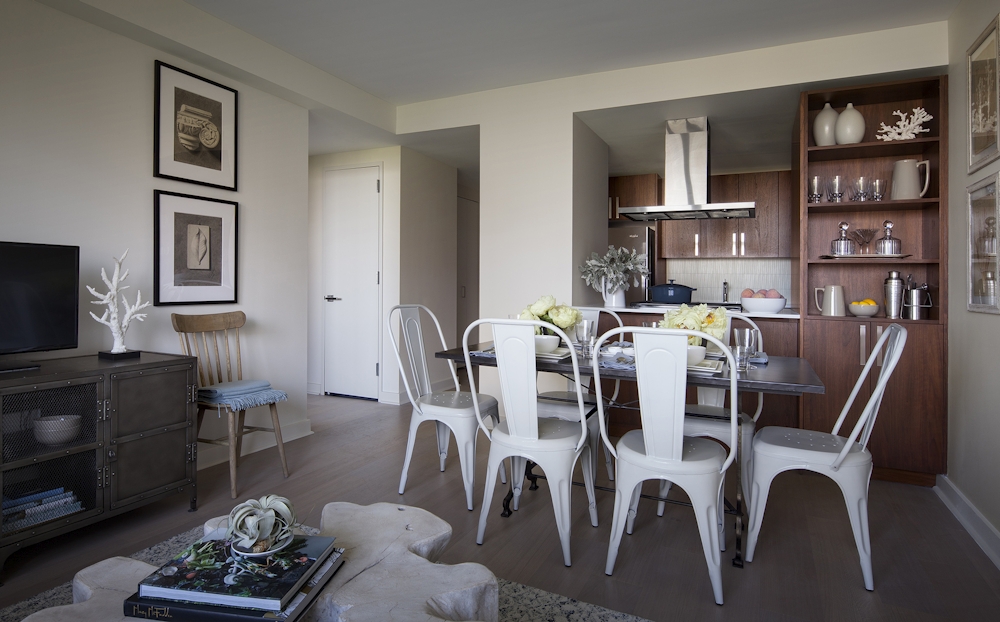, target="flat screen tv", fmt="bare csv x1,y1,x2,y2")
0,242,80,367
